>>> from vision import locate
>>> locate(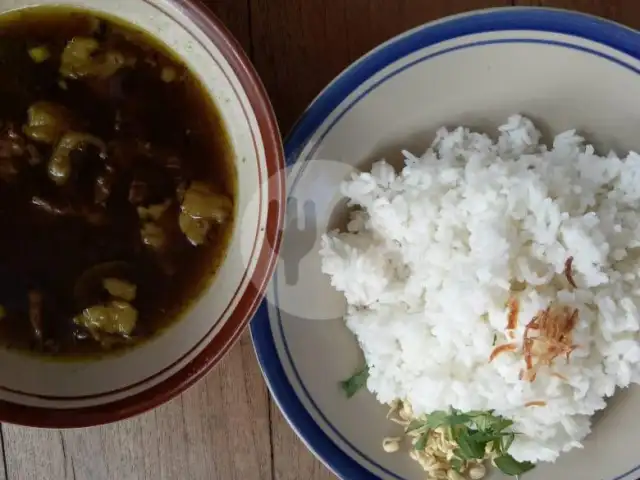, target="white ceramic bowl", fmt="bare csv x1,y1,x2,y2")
0,0,284,427
252,8,640,480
